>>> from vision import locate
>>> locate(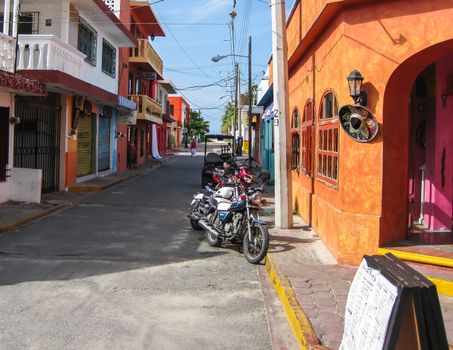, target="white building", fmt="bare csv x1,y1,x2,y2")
0,0,136,200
